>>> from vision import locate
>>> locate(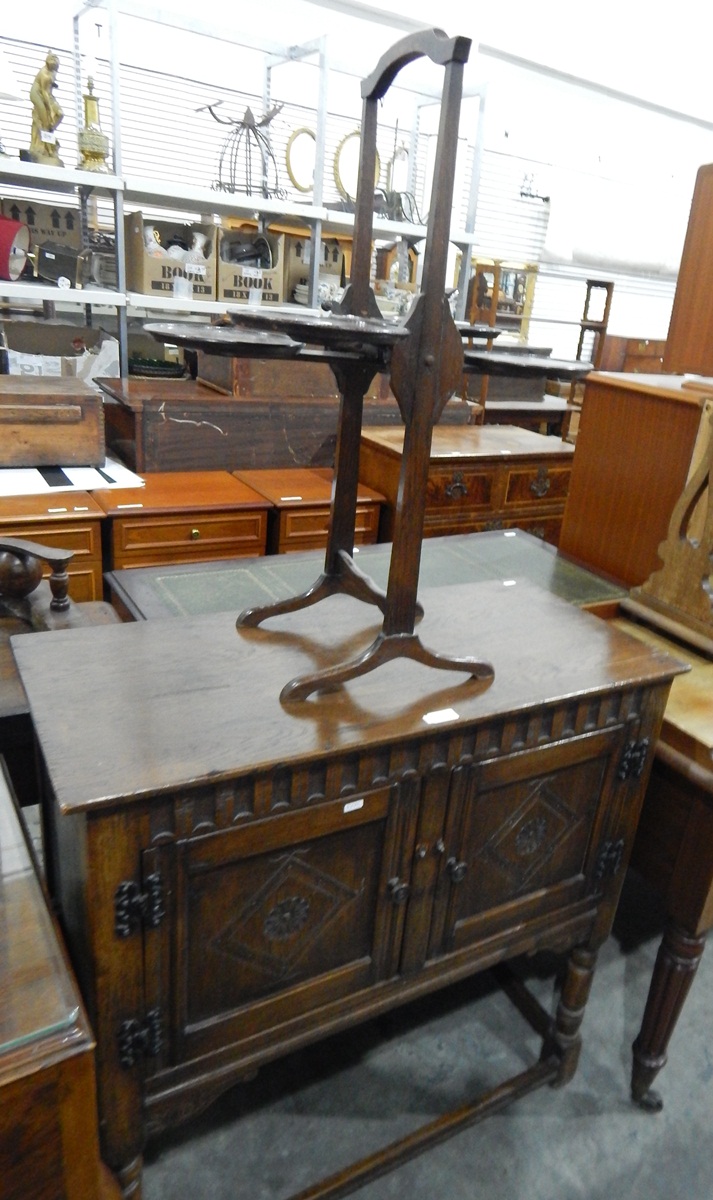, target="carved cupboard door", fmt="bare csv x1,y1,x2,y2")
425,726,629,964
154,777,421,1071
